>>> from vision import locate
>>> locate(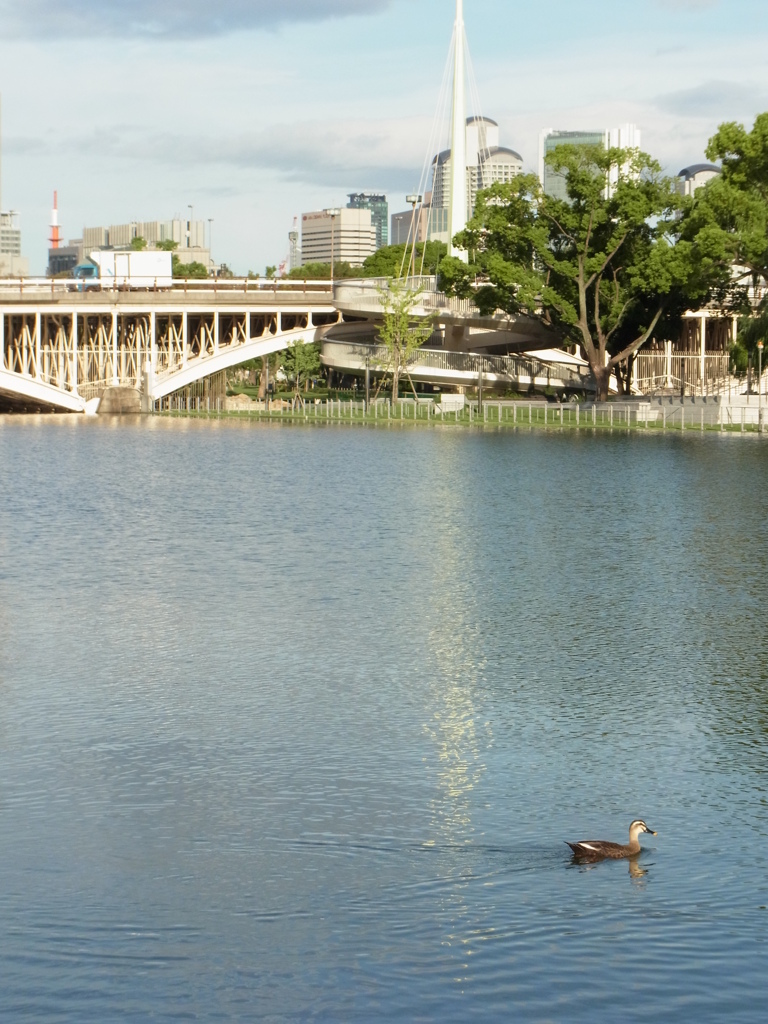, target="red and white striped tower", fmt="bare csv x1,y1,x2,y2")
49,191,61,249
